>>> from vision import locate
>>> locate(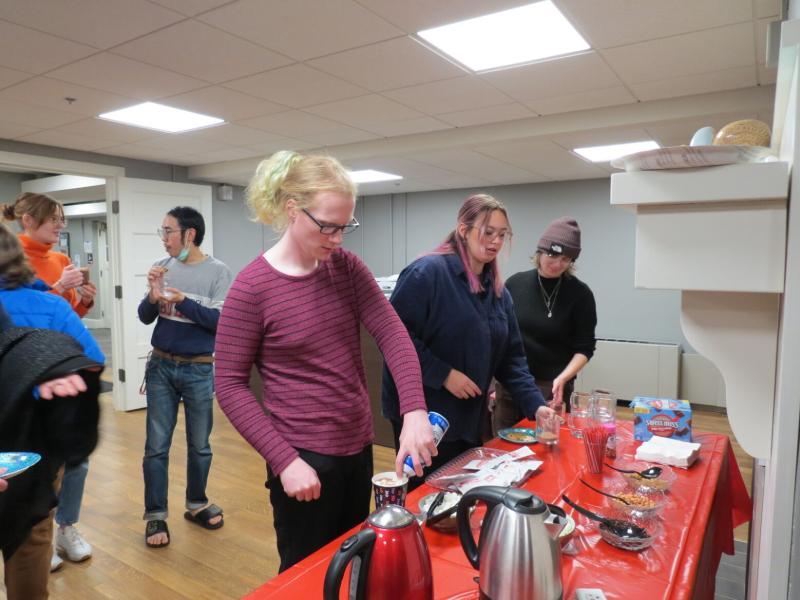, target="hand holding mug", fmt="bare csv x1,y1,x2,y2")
55,264,84,293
